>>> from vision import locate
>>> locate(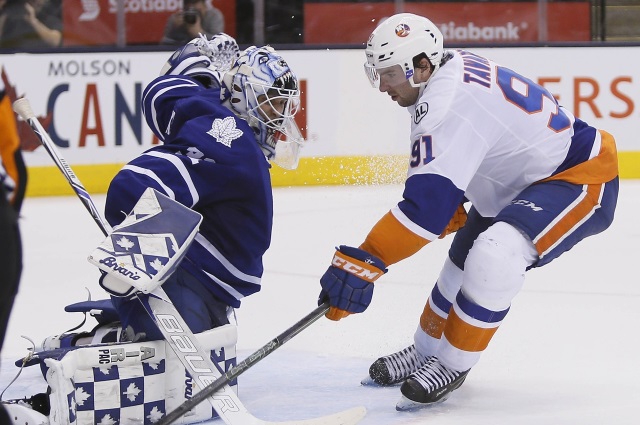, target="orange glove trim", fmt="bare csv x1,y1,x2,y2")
326,307,351,321
439,203,468,239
